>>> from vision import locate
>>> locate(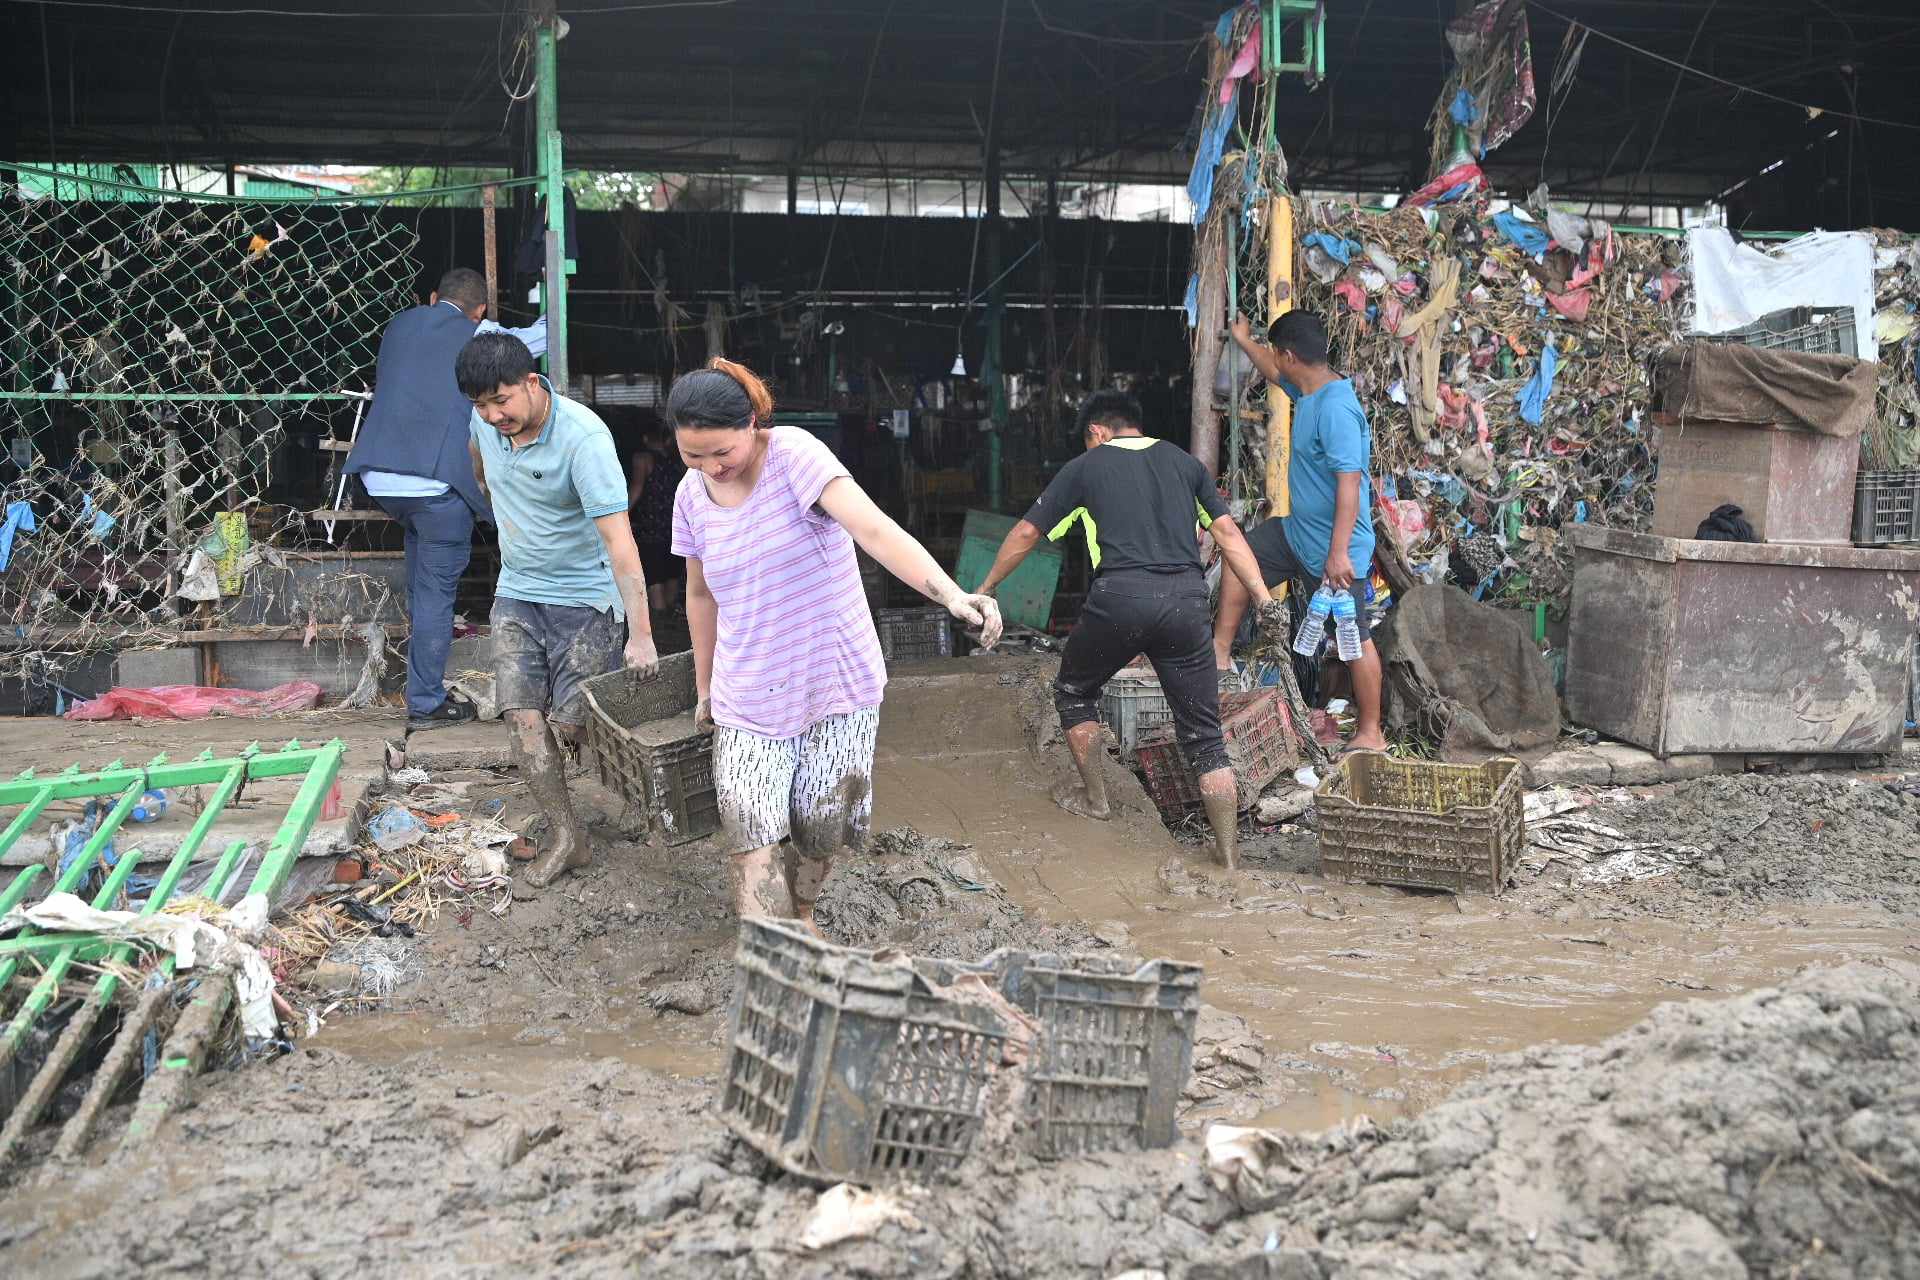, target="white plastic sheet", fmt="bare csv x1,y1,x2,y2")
1,891,280,1038
1686,227,1877,361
